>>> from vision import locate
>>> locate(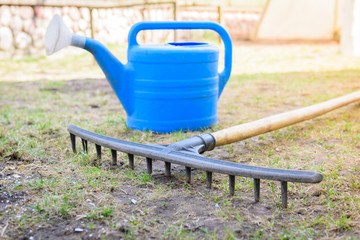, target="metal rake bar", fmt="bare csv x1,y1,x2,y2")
68,124,323,208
